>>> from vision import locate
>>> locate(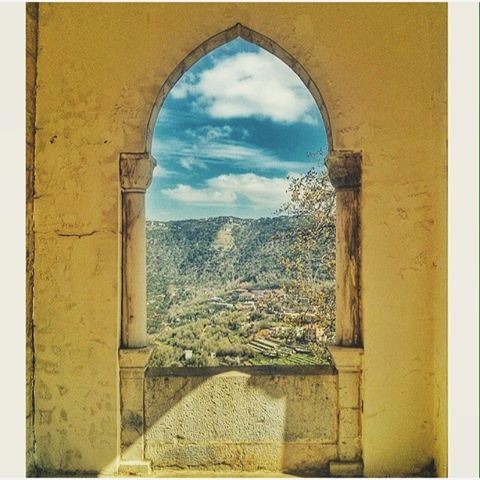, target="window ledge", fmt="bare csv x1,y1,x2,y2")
146,364,336,378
